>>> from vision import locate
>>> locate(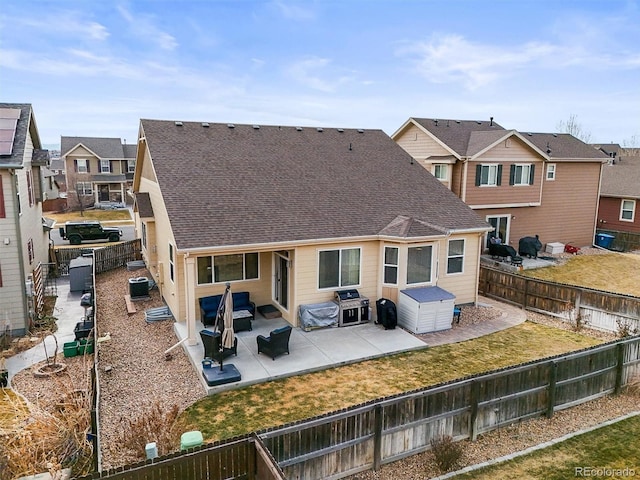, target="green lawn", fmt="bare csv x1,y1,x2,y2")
179,322,602,442
456,414,640,479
